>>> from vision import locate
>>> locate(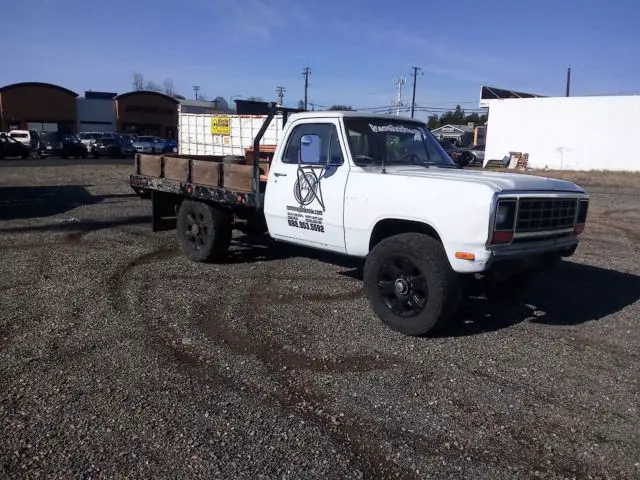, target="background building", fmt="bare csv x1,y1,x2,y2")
430,124,475,146
76,91,117,133
115,90,179,138
178,98,230,115
0,82,77,132
481,93,640,171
